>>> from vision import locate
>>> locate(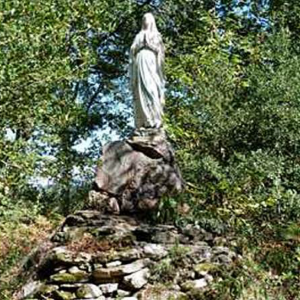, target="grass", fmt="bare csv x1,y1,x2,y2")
0,203,62,300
